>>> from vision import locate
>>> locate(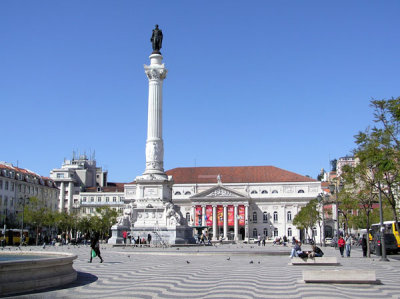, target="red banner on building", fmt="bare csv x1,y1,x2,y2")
217,205,223,226
206,205,213,227
238,205,245,226
228,206,234,226
195,206,202,226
